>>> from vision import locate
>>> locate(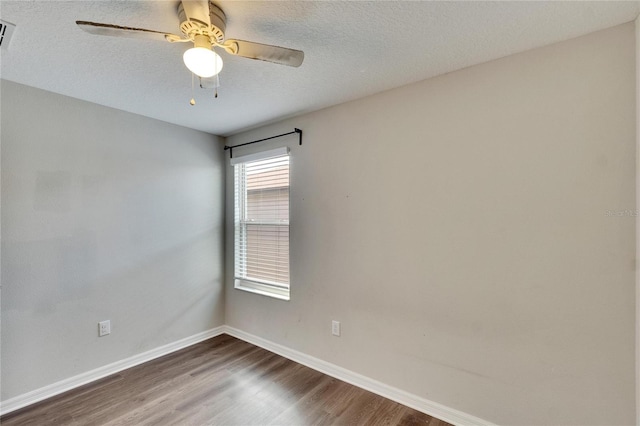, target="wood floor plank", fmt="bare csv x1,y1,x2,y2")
1,335,452,426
